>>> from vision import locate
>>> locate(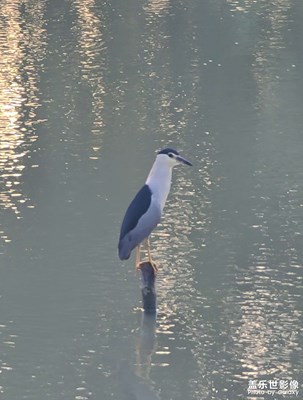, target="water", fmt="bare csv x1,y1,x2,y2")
0,1,303,399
